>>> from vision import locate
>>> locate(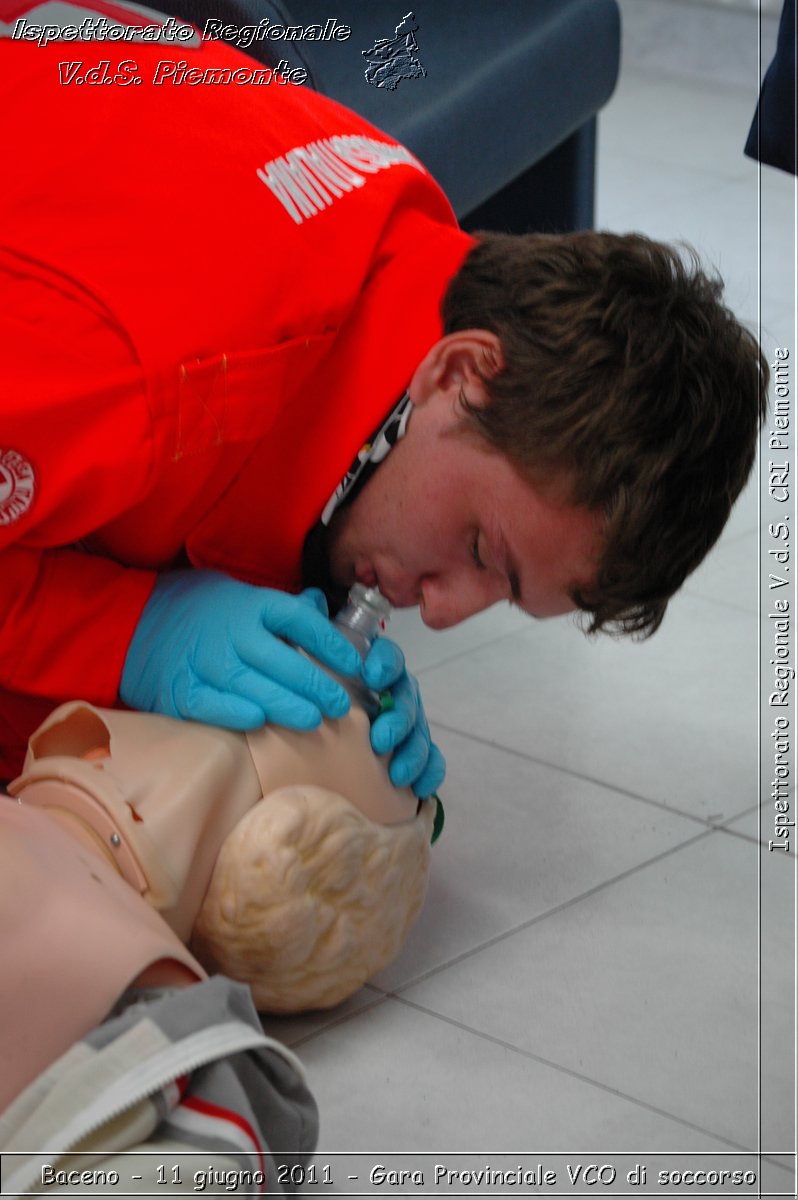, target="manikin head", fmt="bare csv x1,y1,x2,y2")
327,230,768,637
